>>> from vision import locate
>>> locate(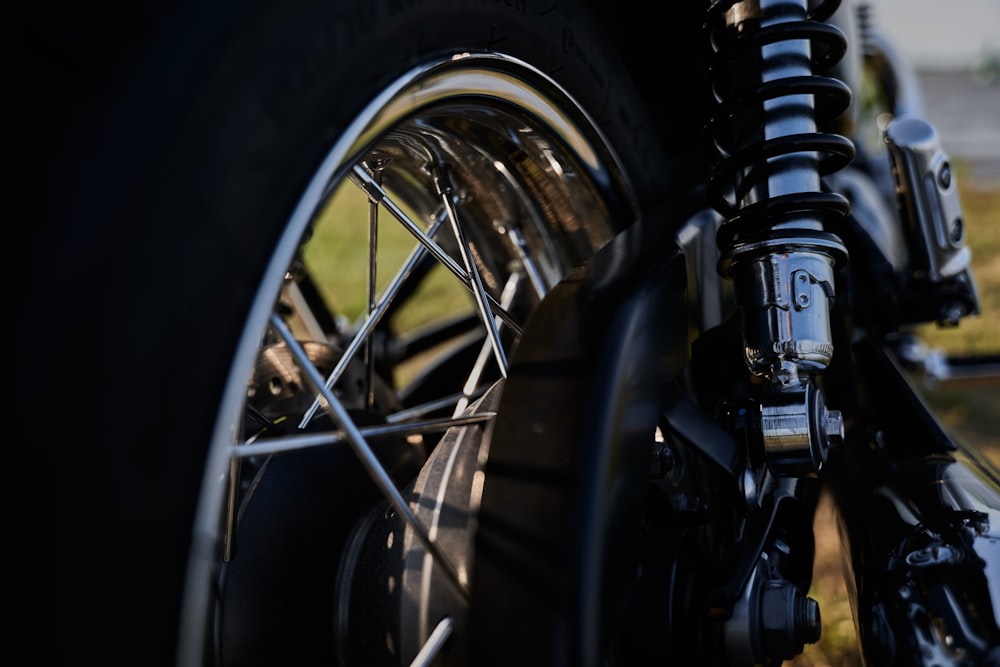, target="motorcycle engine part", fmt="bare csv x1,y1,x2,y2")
885,117,969,281
884,116,980,325
838,449,1000,666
